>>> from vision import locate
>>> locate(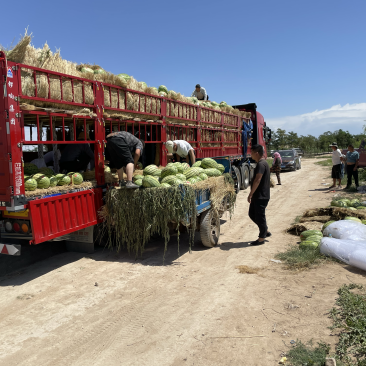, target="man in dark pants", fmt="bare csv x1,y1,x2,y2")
105,131,143,188
247,144,271,245
345,144,359,189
